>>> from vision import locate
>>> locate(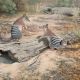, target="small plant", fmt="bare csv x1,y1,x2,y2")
0,0,17,14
